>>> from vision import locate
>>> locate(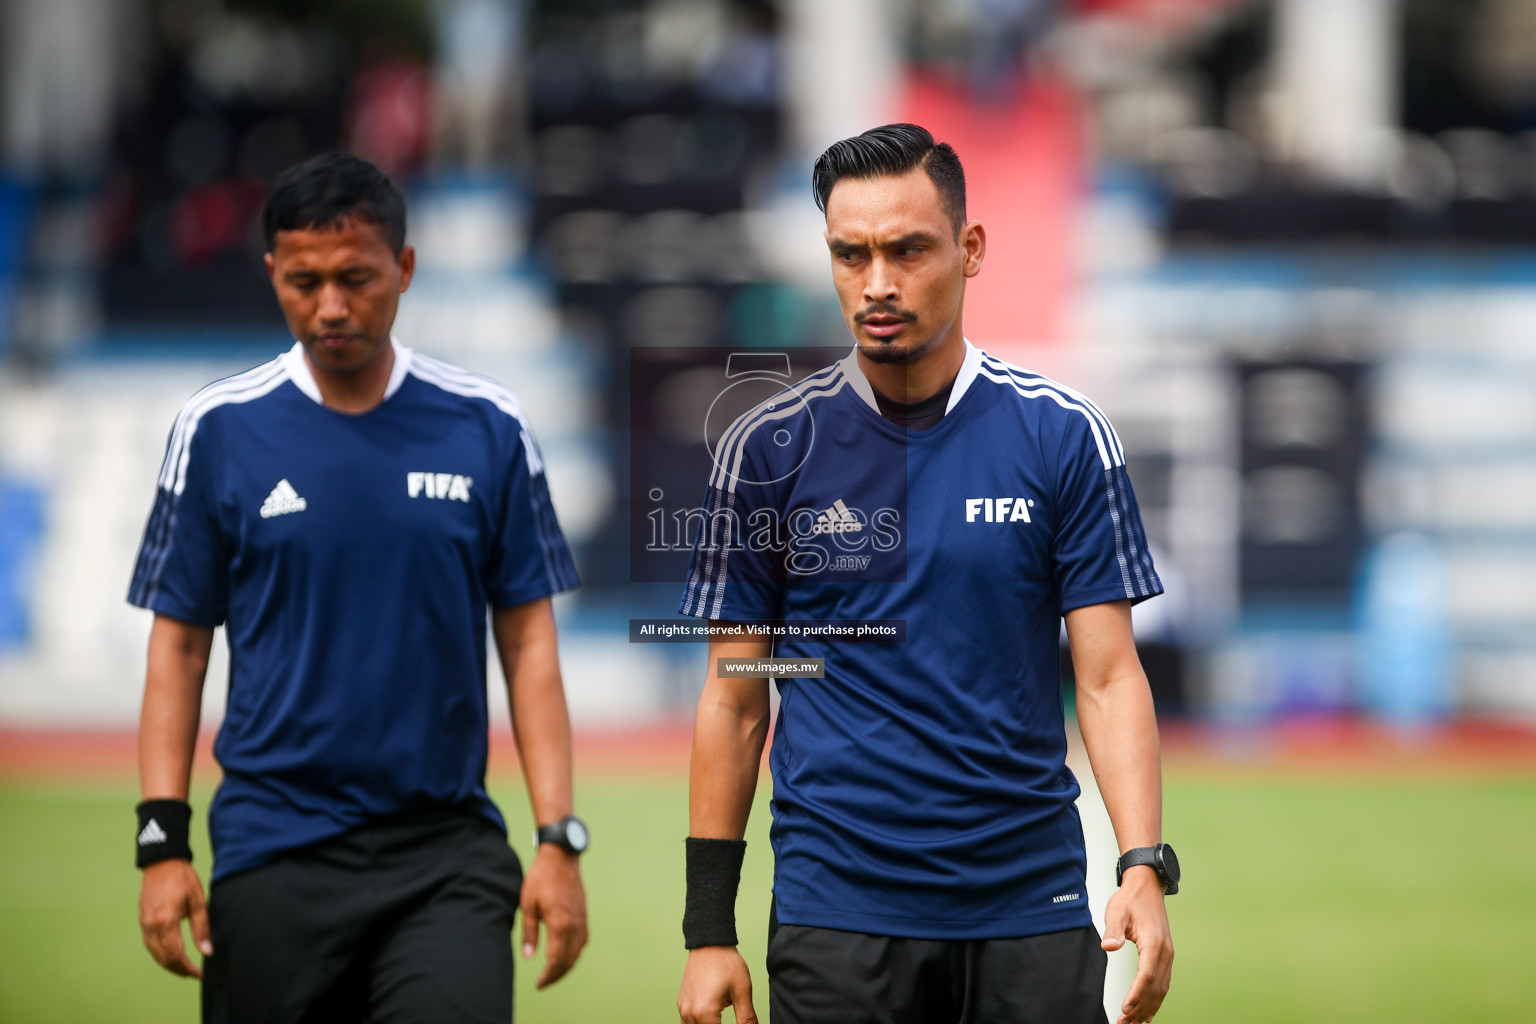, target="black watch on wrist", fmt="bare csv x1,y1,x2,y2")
533,815,589,856
1115,843,1180,895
